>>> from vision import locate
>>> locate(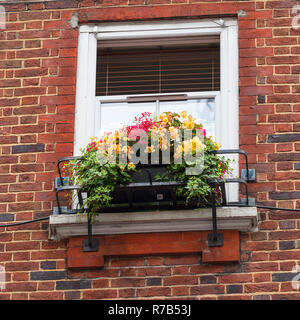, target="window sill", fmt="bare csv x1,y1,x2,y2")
48,206,258,241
